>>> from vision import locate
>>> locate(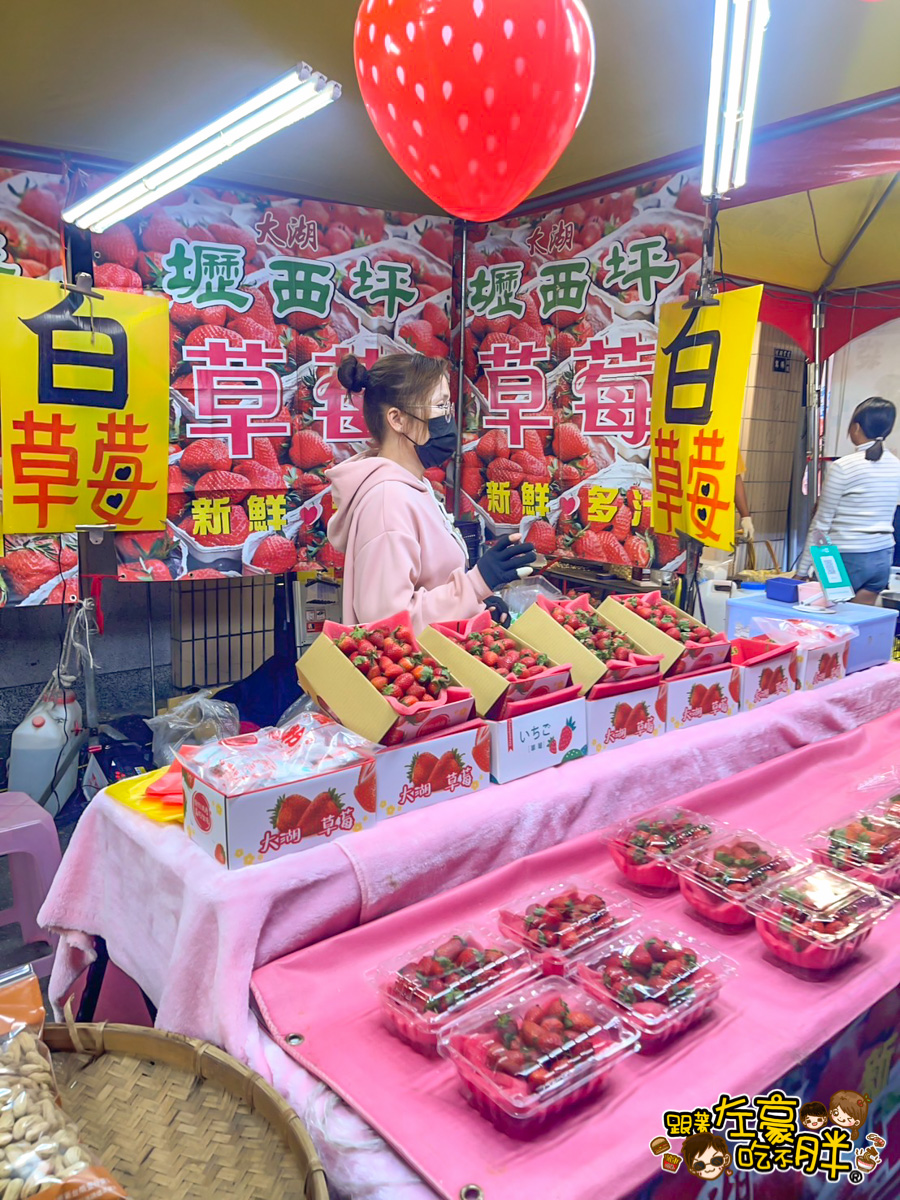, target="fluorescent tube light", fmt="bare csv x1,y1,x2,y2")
64,64,341,232
700,0,770,198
